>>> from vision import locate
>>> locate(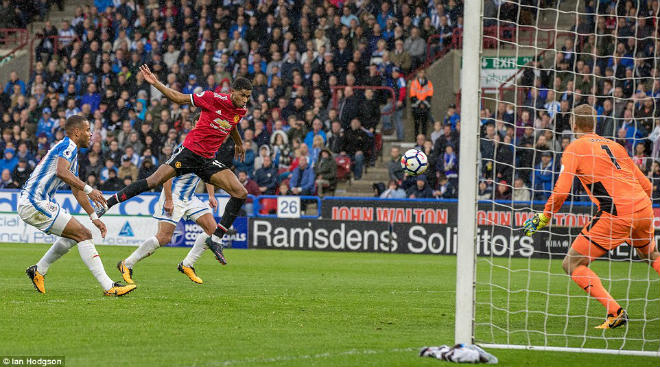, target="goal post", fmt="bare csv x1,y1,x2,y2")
454,0,482,346
455,0,660,357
